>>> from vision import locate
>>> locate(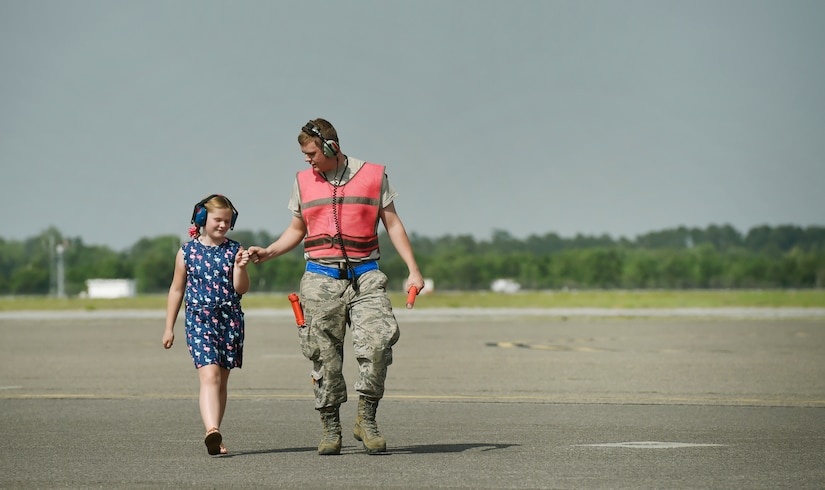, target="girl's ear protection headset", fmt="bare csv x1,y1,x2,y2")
302,121,340,157
191,194,239,229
